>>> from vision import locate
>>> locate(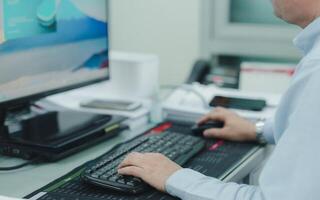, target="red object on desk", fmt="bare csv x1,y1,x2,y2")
209,140,224,151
